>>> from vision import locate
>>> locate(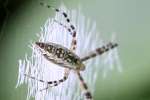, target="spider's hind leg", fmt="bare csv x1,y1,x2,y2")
76,71,93,100
24,68,70,91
